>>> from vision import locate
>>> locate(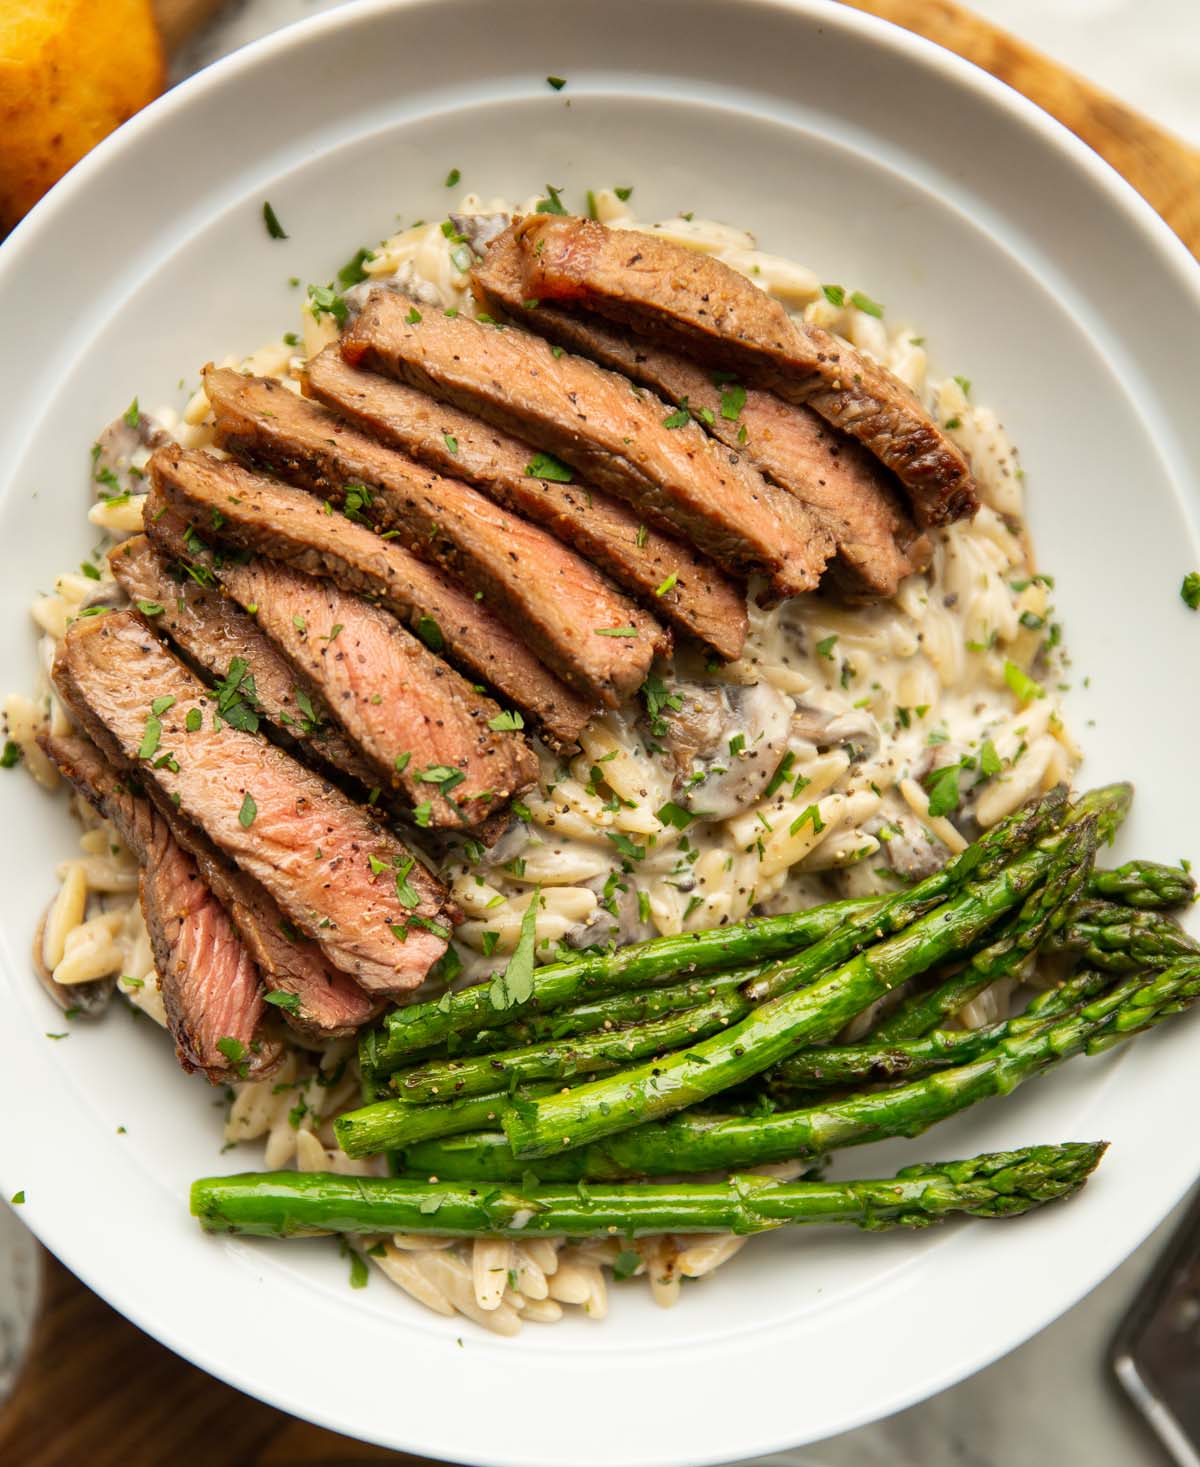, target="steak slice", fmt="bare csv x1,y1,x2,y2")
513,216,978,528
341,290,835,597
147,444,593,749
108,535,380,792
144,508,537,828
301,349,748,659
53,610,452,996
474,234,931,599
42,730,280,1081
204,369,662,705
